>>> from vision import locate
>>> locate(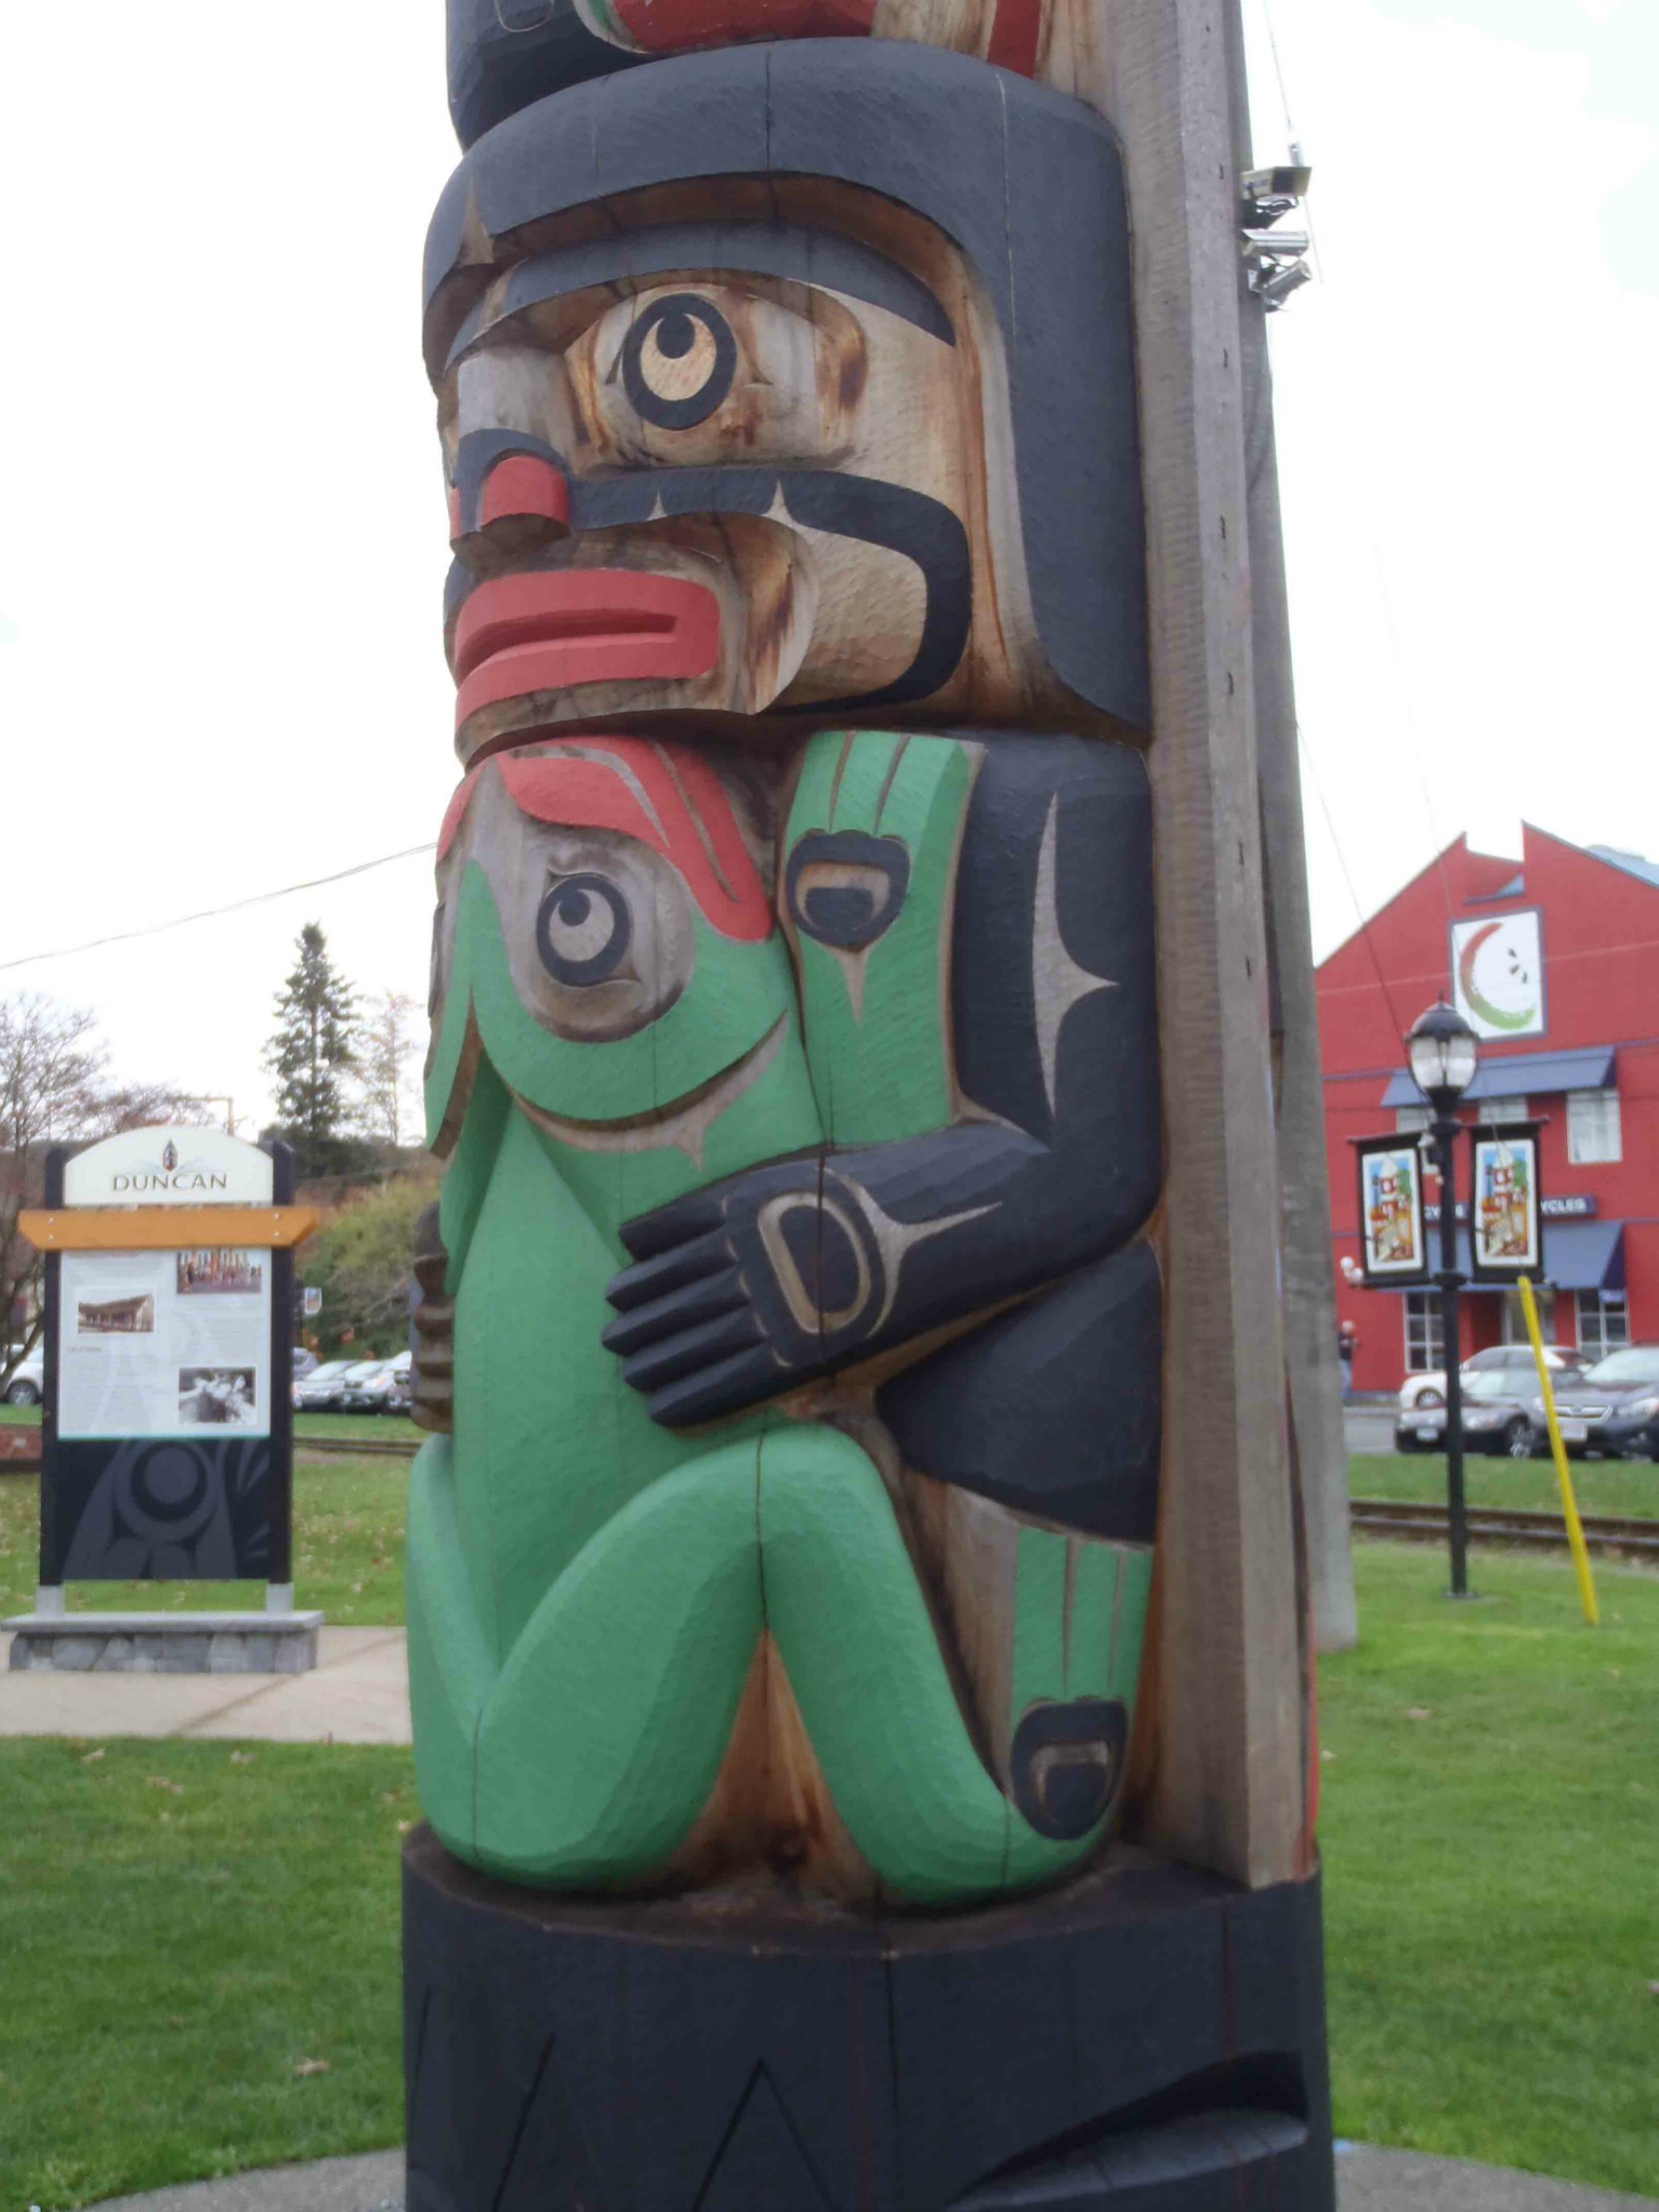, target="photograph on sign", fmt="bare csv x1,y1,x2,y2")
1468,1125,1543,1281
76,1292,156,1336
177,1366,261,1428
1356,1137,1430,1285
1448,909,1545,1042
177,1248,264,1297
59,1247,271,1440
